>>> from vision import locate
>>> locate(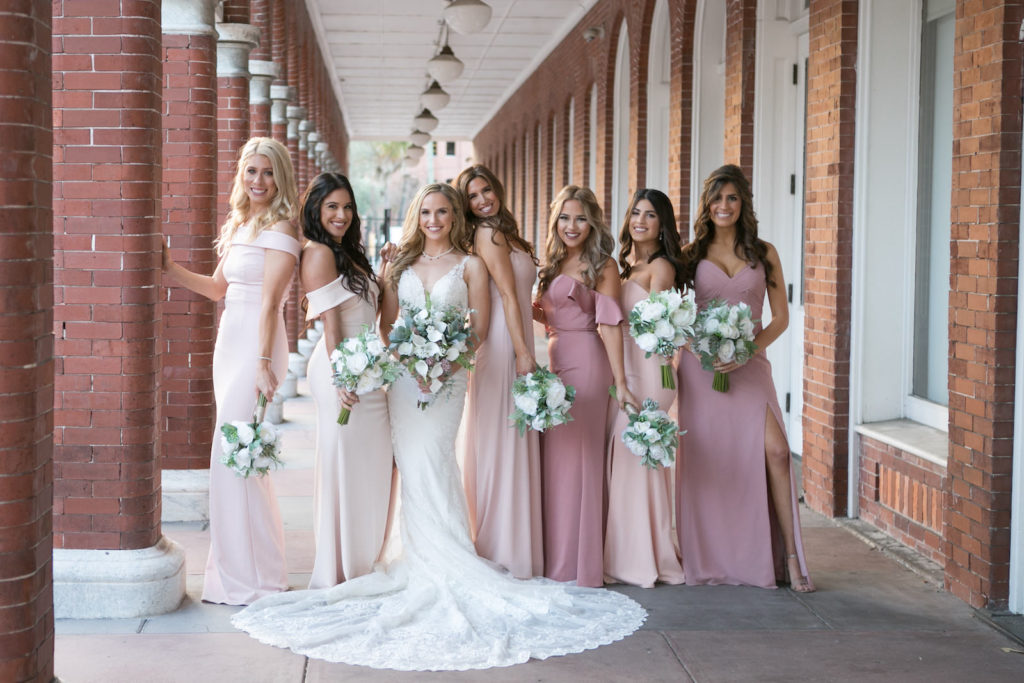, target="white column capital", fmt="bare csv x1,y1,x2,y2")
271,84,295,125
307,131,321,160
286,105,306,140
162,0,217,35
216,23,260,78
248,59,279,105
298,120,312,151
